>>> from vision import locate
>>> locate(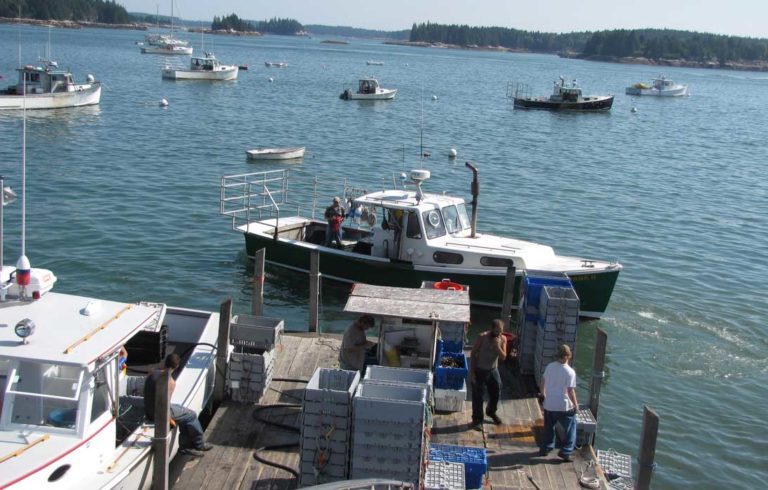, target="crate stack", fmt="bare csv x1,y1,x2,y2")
517,275,572,375
350,382,429,485
576,405,597,446
428,444,487,490
433,339,467,413
533,285,580,386
299,368,360,487
227,314,284,403
125,324,167,365
363,365,434,410
424,461,466,490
